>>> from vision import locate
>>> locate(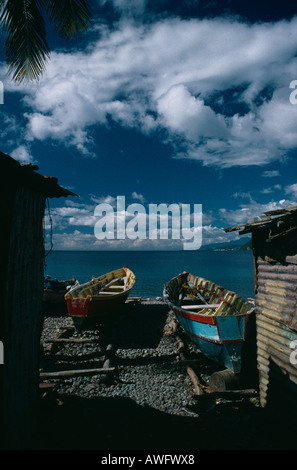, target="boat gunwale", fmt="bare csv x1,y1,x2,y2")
164,296,255,321
163,272,255,321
